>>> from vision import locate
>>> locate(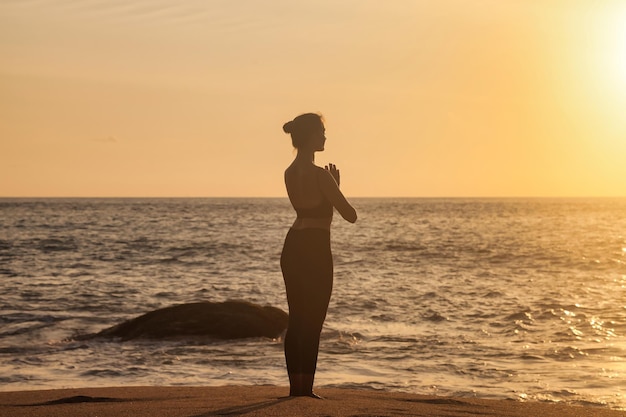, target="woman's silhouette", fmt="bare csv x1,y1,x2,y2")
280,113,357,398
